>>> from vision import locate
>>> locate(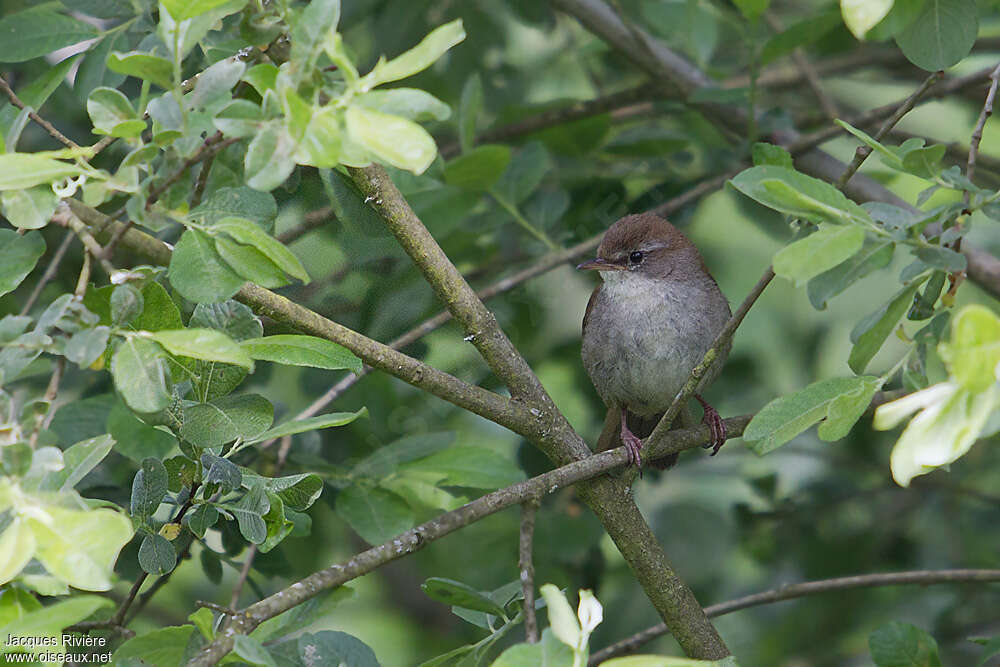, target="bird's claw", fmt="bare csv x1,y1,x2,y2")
622,431,644,470
696,396,727,456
